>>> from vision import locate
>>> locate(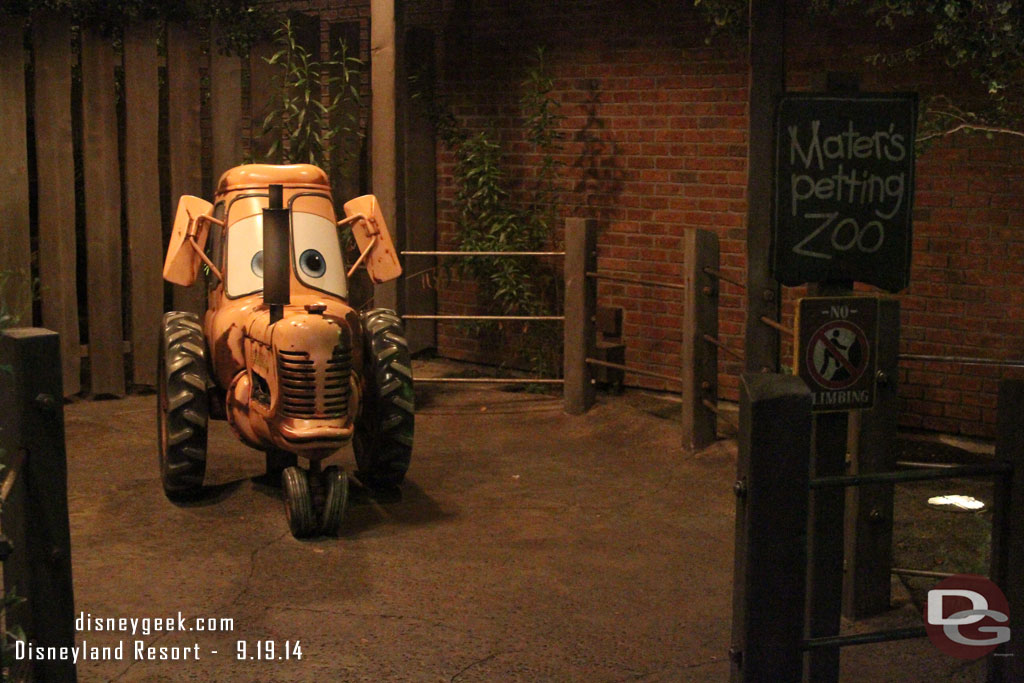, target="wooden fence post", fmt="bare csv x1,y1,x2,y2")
370,0,405,314
563,218,596,414
0,329,76,682
743,0,784,375
990,379,1024,682
731,373,812,682
843,298,899,618
682,229,719,450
